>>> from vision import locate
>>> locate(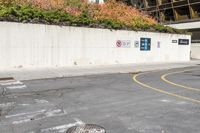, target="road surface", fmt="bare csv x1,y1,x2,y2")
0,66,200,133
